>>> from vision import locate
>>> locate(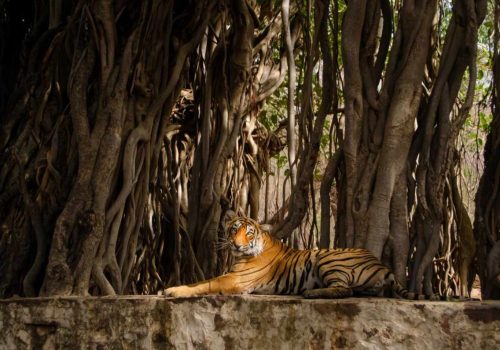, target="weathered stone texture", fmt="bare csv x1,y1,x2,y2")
0,296,499,349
